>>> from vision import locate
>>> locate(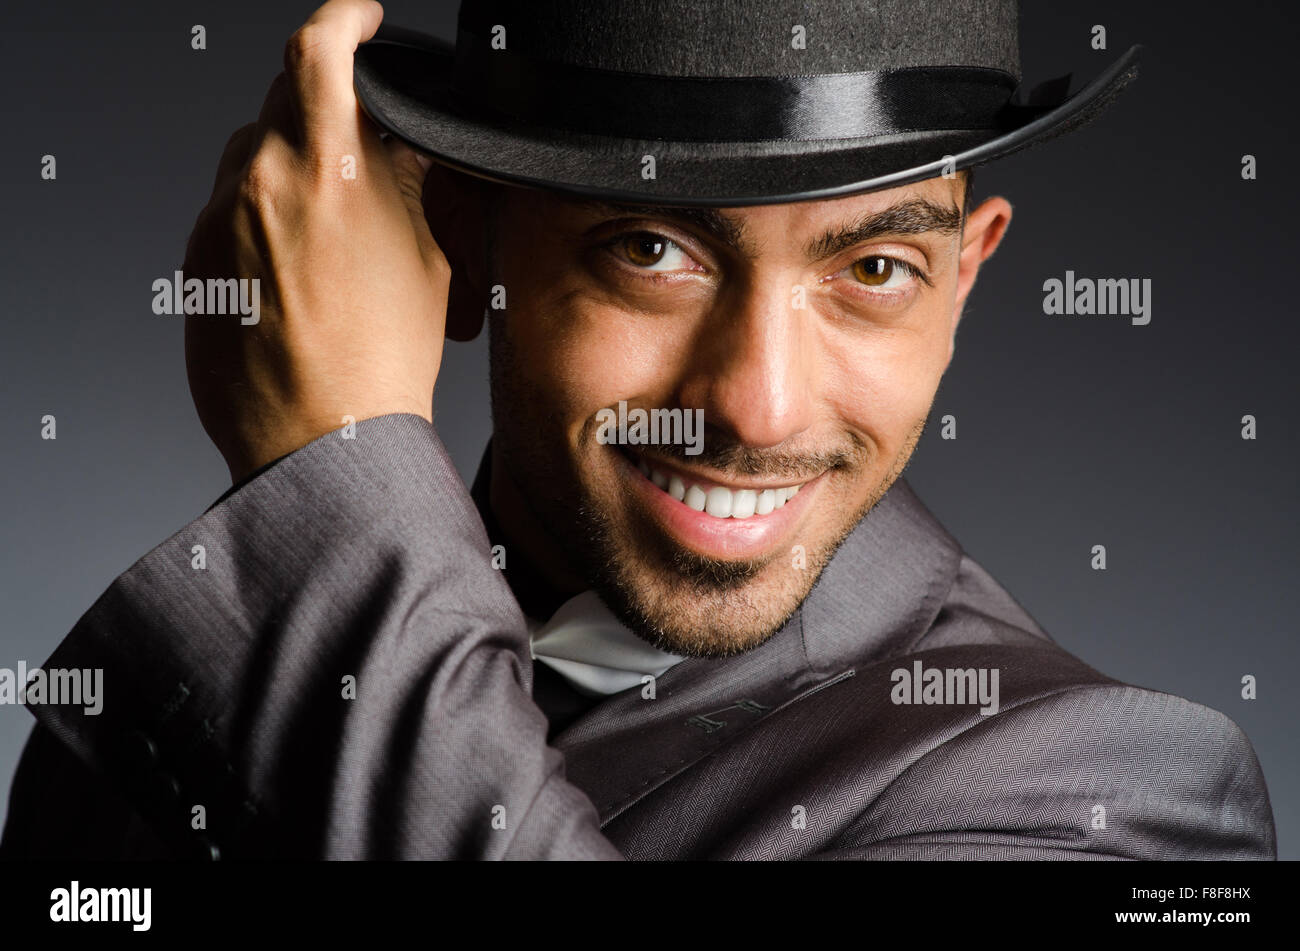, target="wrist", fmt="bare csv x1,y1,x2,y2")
223,406,434,483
